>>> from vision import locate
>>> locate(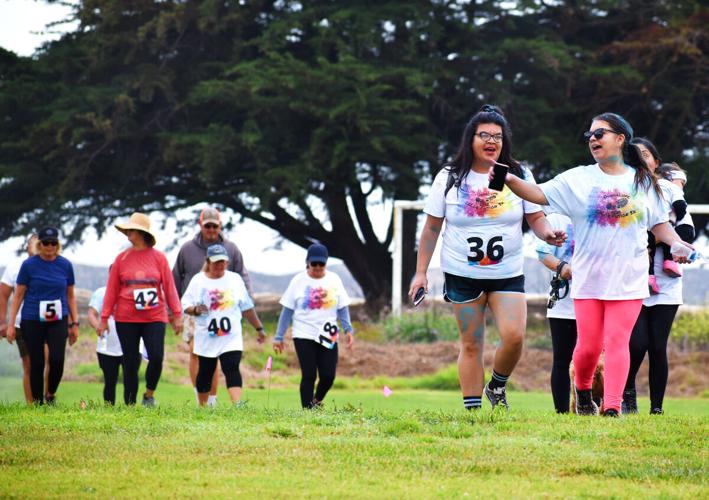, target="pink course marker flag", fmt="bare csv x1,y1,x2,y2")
266,356,273,372
383,386,393,398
